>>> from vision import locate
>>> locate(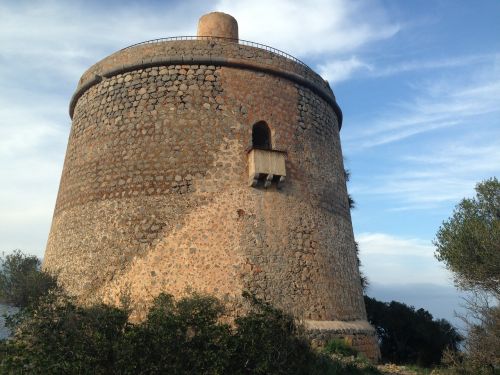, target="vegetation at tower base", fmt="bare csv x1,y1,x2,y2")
0,252,383,374
0,292,128,374
0,252,467,373
364,296,462,367
0,290,381,374
434,177,500,374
